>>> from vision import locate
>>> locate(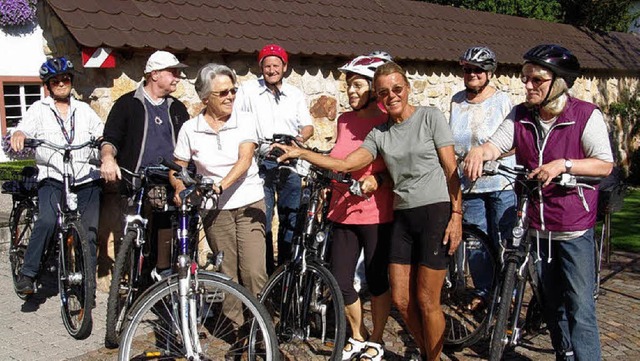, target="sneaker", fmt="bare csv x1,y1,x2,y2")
151,267,172,282
16,274,35,294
